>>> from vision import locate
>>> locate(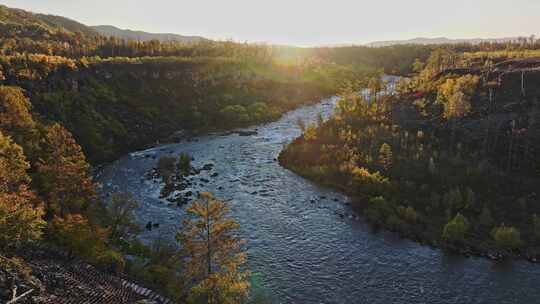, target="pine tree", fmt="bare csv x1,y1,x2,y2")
177,192,249,304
